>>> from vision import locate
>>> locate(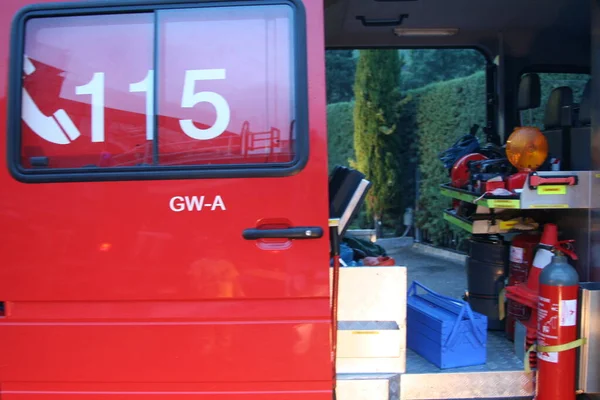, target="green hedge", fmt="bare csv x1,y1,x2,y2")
326,100,371,230
326,71,487,243
408,71,487,247
327,101,355,173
